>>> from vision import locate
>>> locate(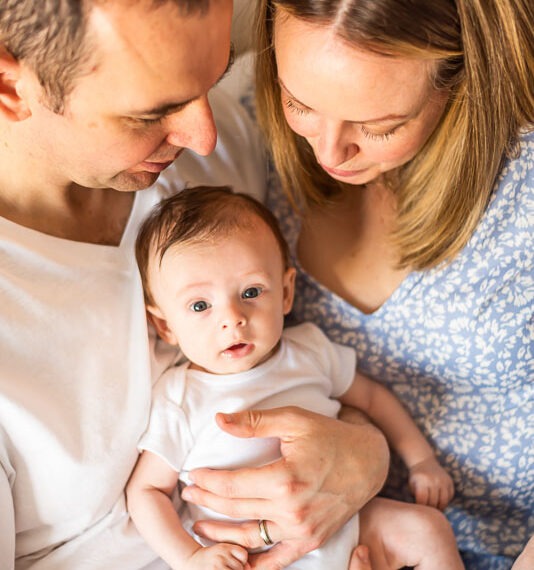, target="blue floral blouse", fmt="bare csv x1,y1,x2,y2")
266,130,533,569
